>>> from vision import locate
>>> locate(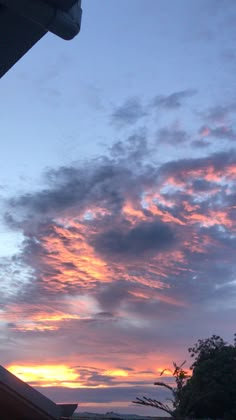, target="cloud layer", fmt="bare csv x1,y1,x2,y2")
1,89,236,415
